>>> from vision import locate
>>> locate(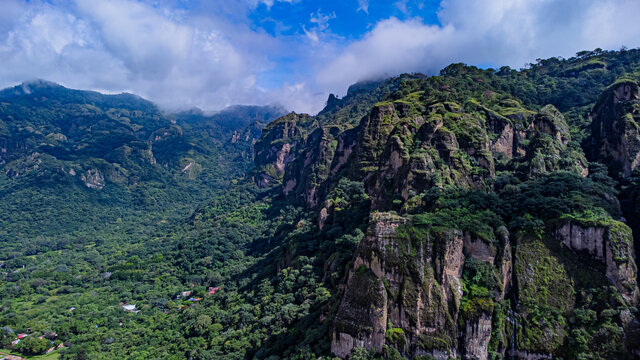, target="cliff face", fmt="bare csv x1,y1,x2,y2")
555,221,639,303
330,212,512,359
588,80,640,178
256,98,585,211
253,113,312,187
253,67,640,359
332,213,467,359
